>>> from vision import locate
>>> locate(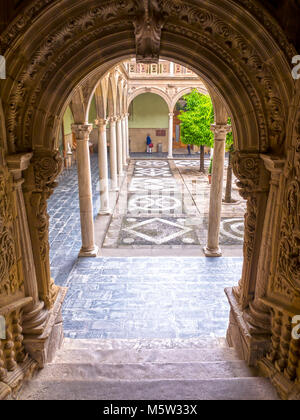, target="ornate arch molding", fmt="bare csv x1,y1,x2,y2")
128,87,172,112
170,86,209,111
1,0,291,156
0,0,294,157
